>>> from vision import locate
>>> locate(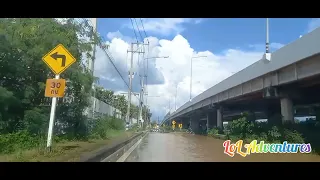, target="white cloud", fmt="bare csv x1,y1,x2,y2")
94,31,278,121
126,18,203,36
194,19,204,24
107,31,134,42
307,18,320,33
